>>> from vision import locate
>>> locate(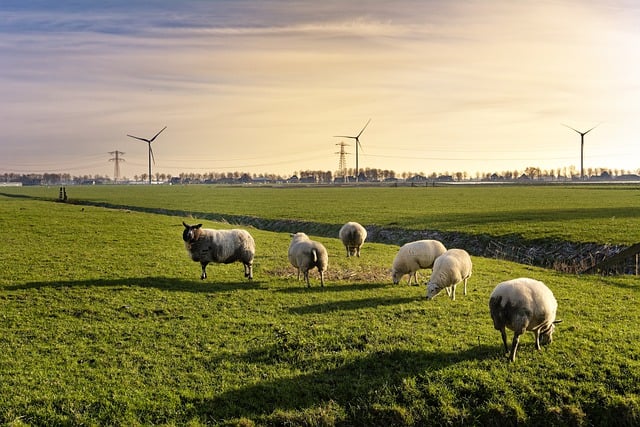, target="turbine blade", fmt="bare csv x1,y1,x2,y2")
583,124,599,135
562,124,581,134
334,135,357,139
149,145,156,165
149,126,167,142
127,134,150,143
356,118,371,138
